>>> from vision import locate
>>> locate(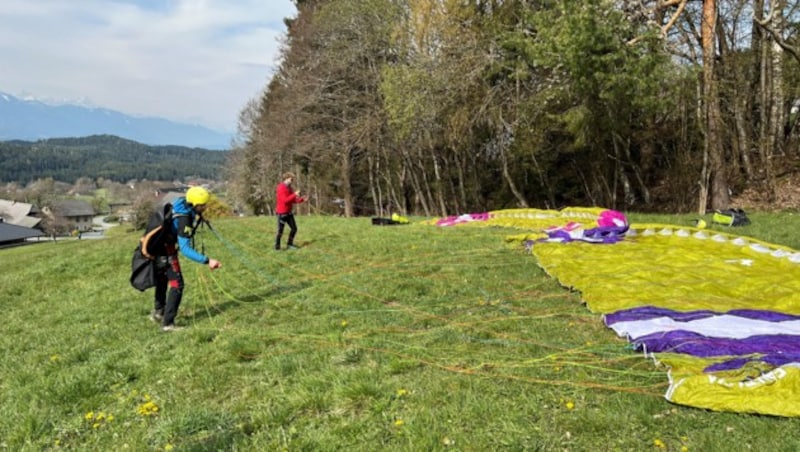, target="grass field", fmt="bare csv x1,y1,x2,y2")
2,211,800,450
